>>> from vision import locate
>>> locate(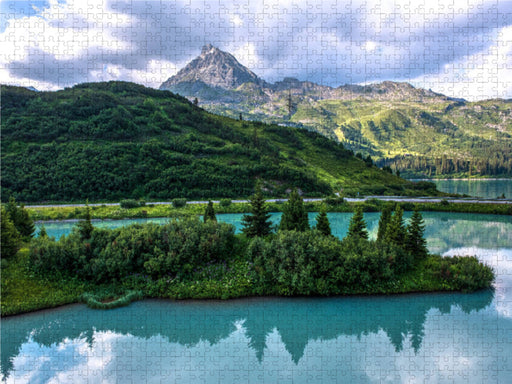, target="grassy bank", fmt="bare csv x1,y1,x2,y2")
26,199,511,222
